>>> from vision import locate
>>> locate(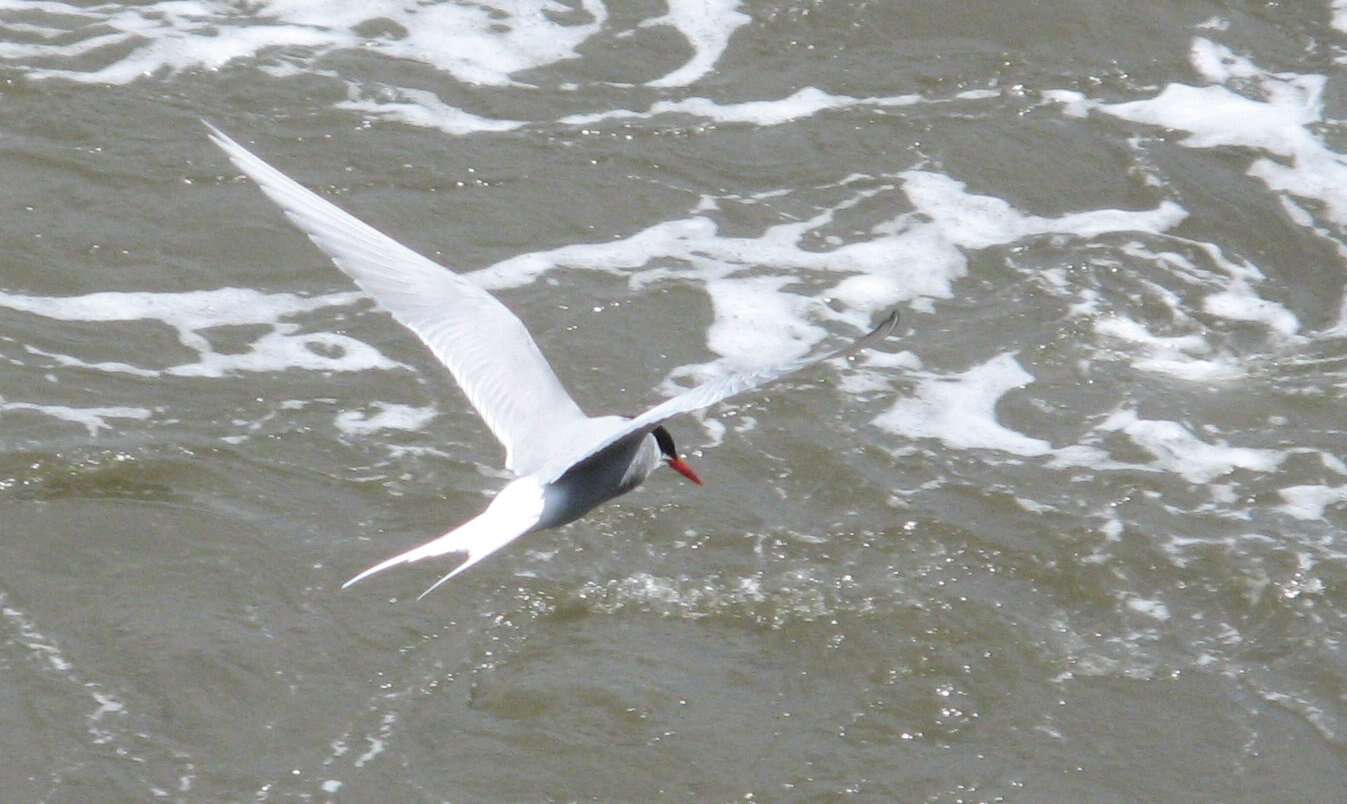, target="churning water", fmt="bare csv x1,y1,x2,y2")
4,1,1347,800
